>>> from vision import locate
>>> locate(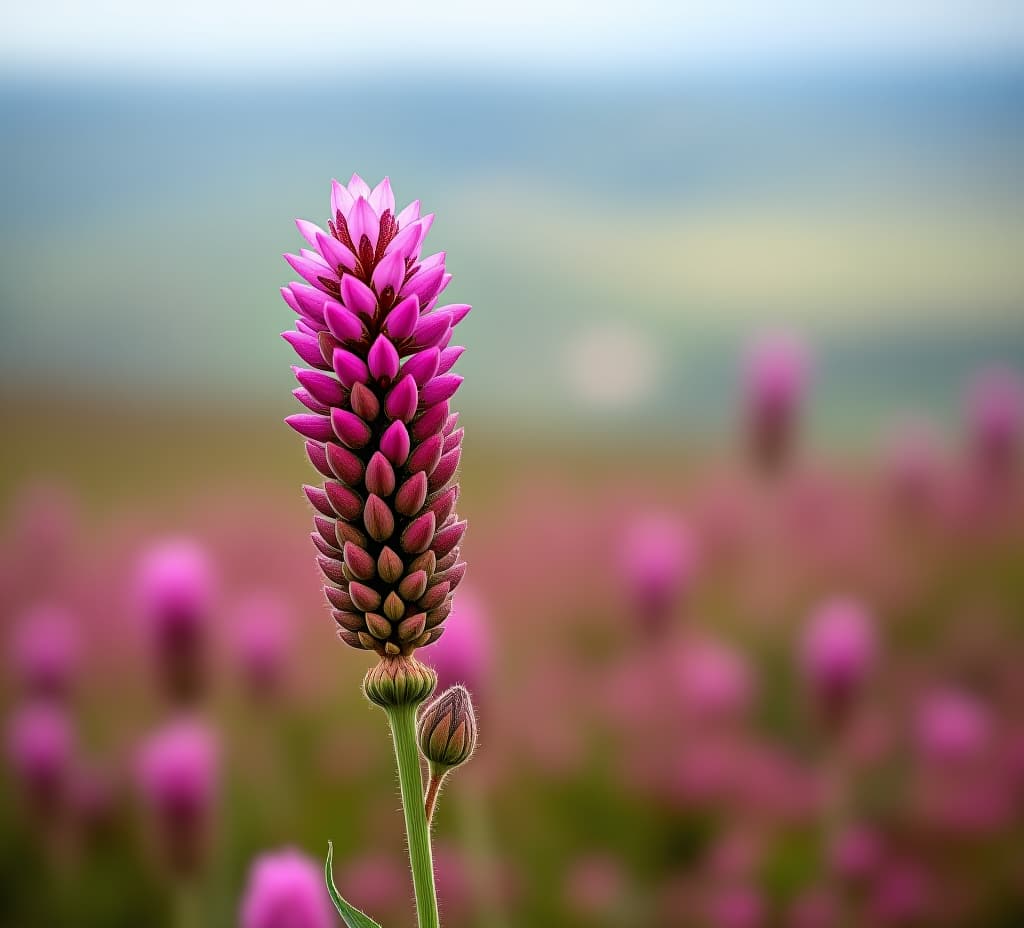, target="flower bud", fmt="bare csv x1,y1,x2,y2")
363,656,437,709
417,685,477,772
